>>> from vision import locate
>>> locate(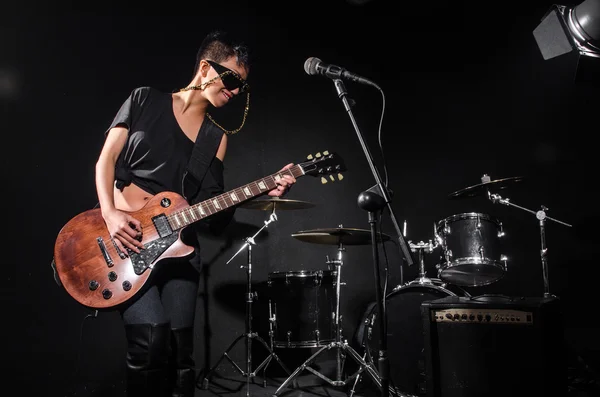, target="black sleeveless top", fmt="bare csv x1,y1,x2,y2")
106,86,198,196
